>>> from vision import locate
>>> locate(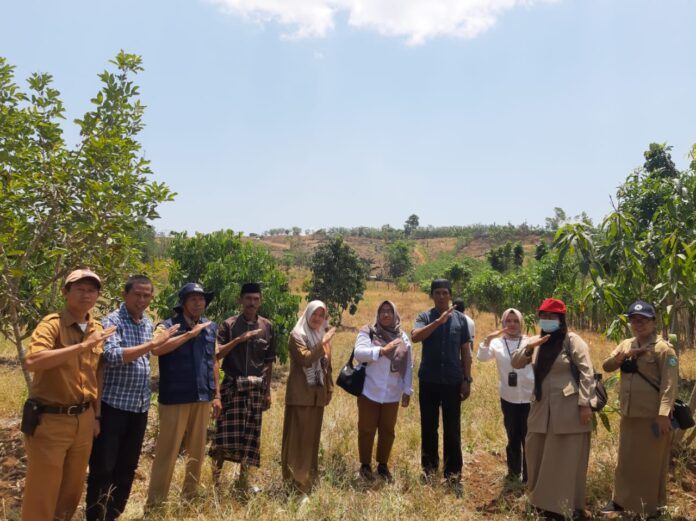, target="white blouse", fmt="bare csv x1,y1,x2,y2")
354,330,414,404
477,336,534,404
